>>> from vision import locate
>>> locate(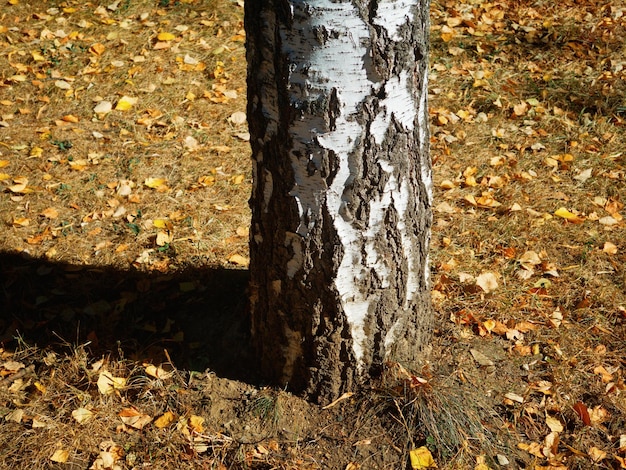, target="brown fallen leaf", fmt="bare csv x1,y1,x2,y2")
573,401,591,426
